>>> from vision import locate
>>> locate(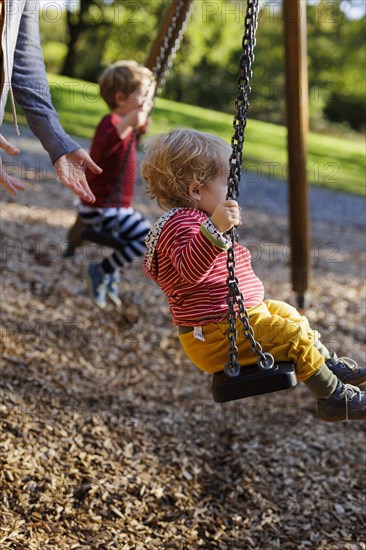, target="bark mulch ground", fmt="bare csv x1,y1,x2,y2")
0,131,365,549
